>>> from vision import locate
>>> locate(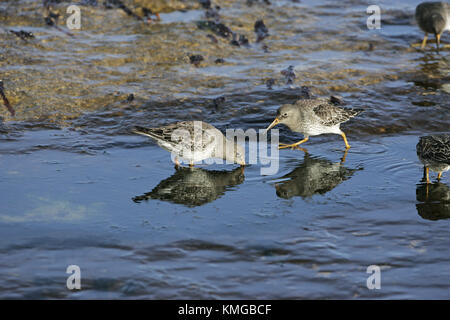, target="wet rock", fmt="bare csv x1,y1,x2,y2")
247,0,271,6
214,58,225,64
196,20,233,38
43,6,60,27
205,5,221,21
0,80,15,116
230,33,250,47
199,0,211,9
104,0,141,20
281,65,296,85
254,19,269,42
42,1,74,36
298,86,313,99
189,54,204,66
239,34,249,46
212,96,226,110
9,30,35,41
266,78,275,90
125,94,135,103
230,33,240,46
207,34,218,43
